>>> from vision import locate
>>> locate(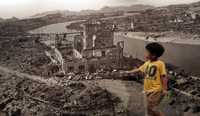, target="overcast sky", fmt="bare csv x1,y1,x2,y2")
0,0,199,18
